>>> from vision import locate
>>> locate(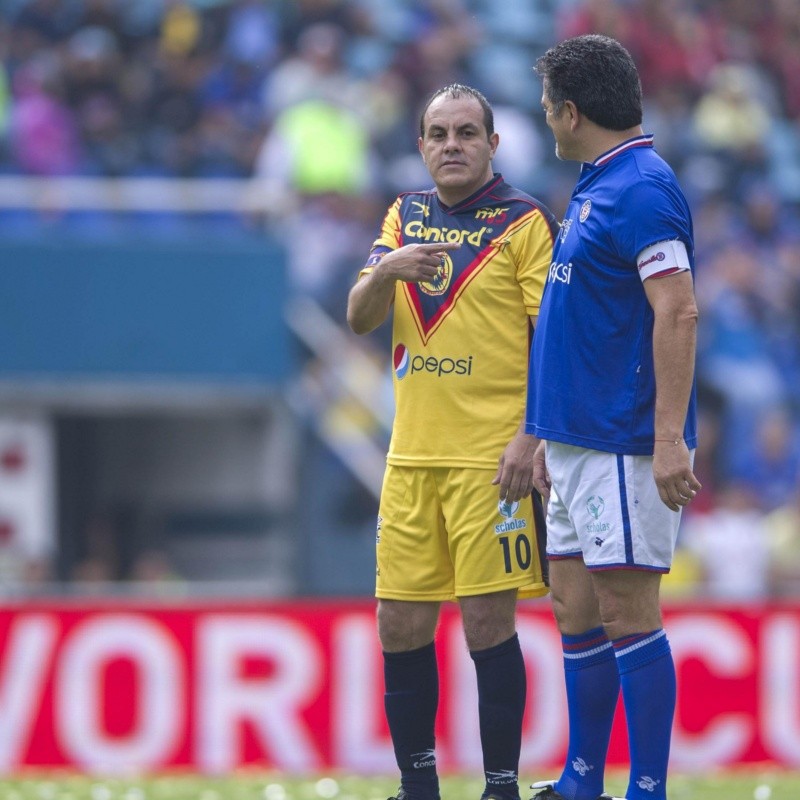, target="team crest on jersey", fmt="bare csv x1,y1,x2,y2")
419,253,452,296
579,199,592,222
